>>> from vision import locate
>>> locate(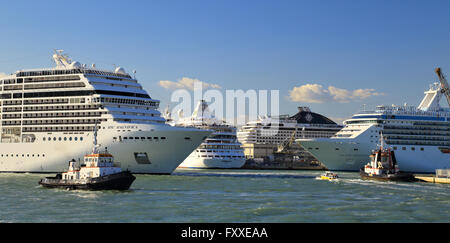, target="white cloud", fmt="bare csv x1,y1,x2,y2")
289,83,384,103
159,77,221,91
